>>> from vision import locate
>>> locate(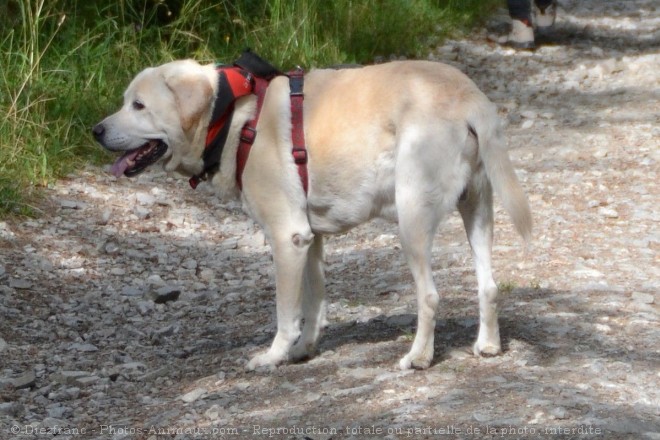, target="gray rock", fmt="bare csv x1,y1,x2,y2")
9,278,32,289
68,343,99,352
104,240,121,255
0,221,16,240
60,199,85,209
333,384,373,397
40,417,68,432
0,402,24,416
146,274,166,286
125,249,148,259
199,268,215,282
149,286,181,304
121,286,144,297
137,300,155,315
47,403,70,418
386,314,416,327
182,258,198,270
180,387,207,403
598,207,619,218
13,370,36,389
141,366,171,381
99,209,113,225
134,206,151,219
520,110,538,119
51,371,96,386
80,376,103,387
473,411,493,423
593,148,609,159
144,409,182,430
551,407,569,420
136,192,156,206
238,230,266,248
120,362,147,371
204,404,222,420
631,292,654,304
